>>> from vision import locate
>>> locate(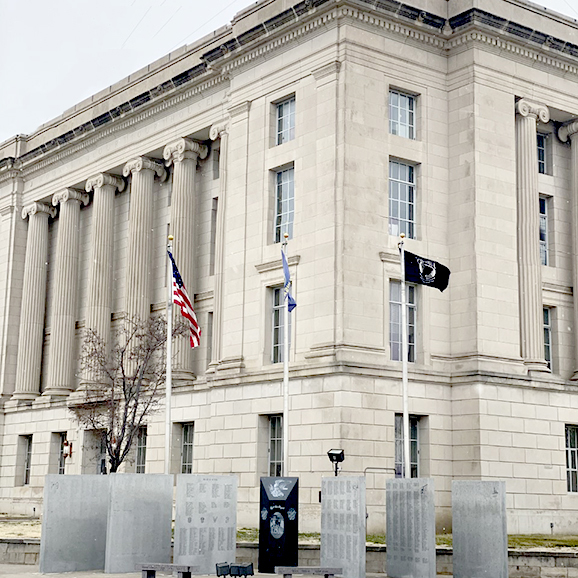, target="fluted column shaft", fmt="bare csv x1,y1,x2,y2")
559,121,578,379
13,203,56,400
164,138,208,376
44,189,89,396
516,99,550,372
209,122,229,369
83,174,125,384
123,157,166,323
